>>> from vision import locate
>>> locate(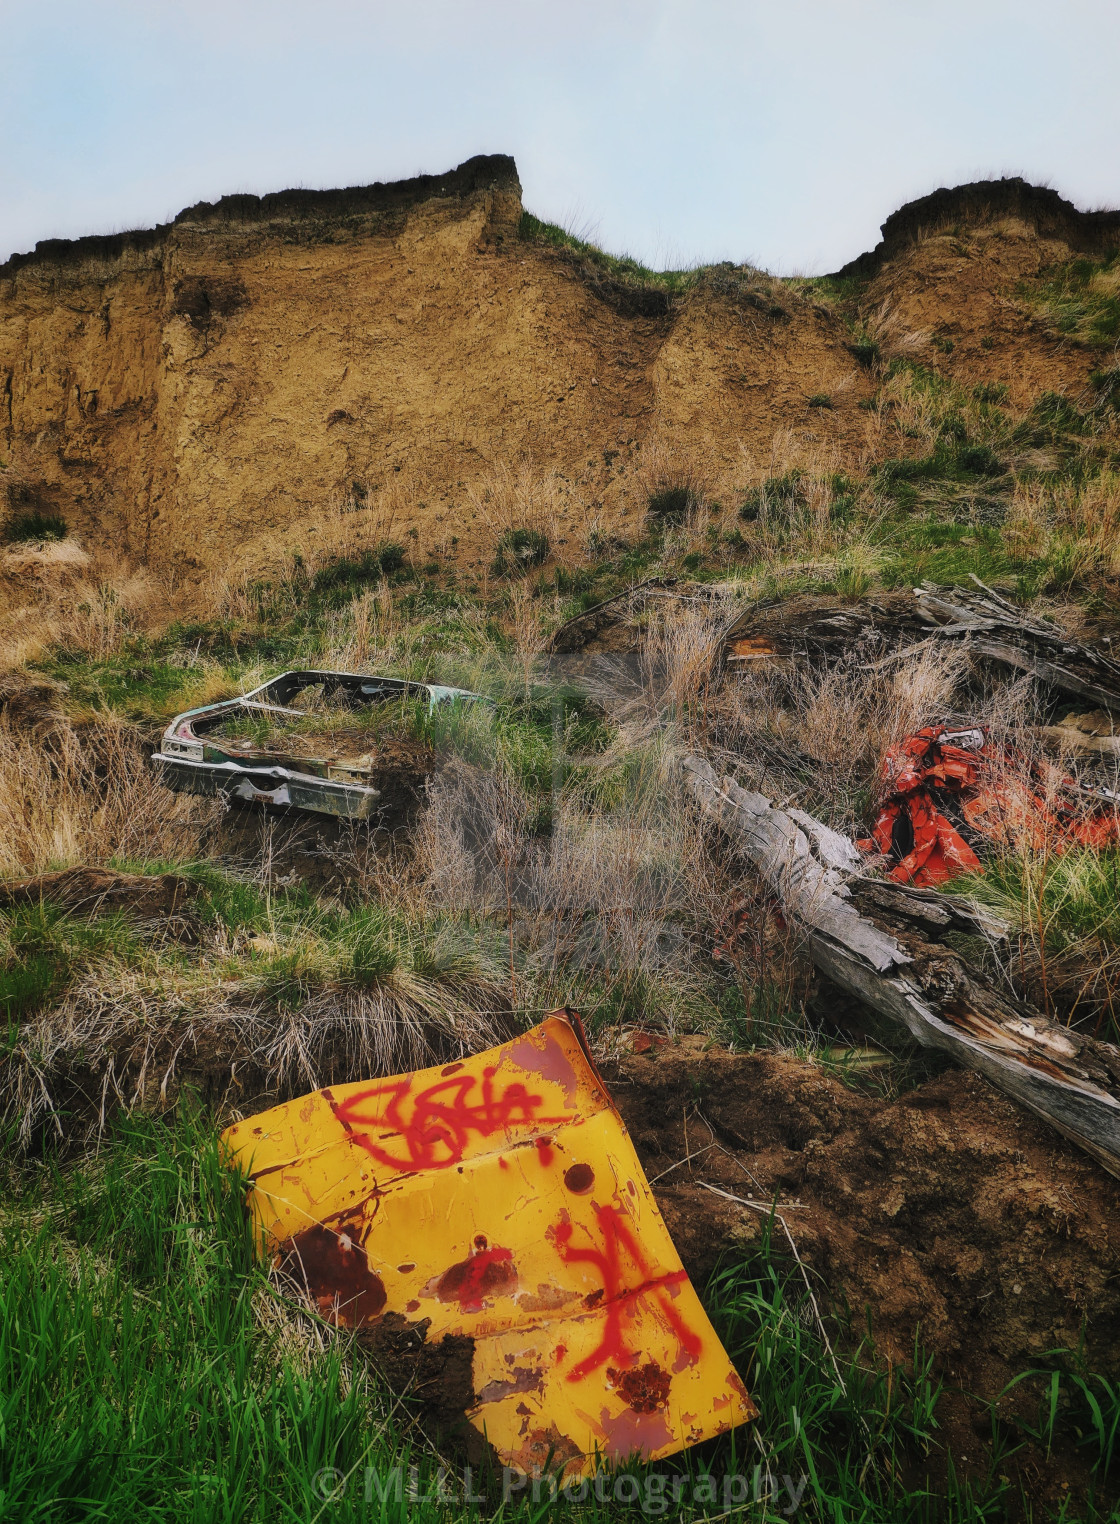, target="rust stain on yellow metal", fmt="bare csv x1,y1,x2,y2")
222,1010,756,1476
